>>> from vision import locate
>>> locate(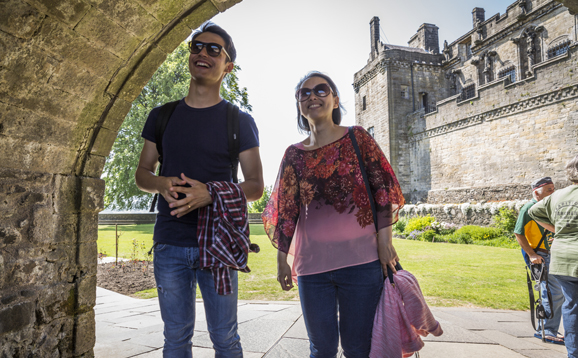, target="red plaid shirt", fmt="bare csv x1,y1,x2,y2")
197,181,259,295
